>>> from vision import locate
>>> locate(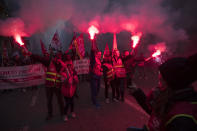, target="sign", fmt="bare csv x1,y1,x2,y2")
73,59,90,75
0,64,45,90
